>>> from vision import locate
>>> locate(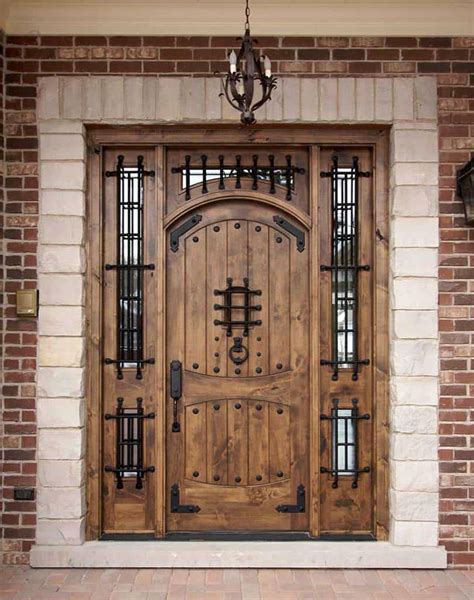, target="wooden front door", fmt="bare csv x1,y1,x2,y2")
166,199,310,531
